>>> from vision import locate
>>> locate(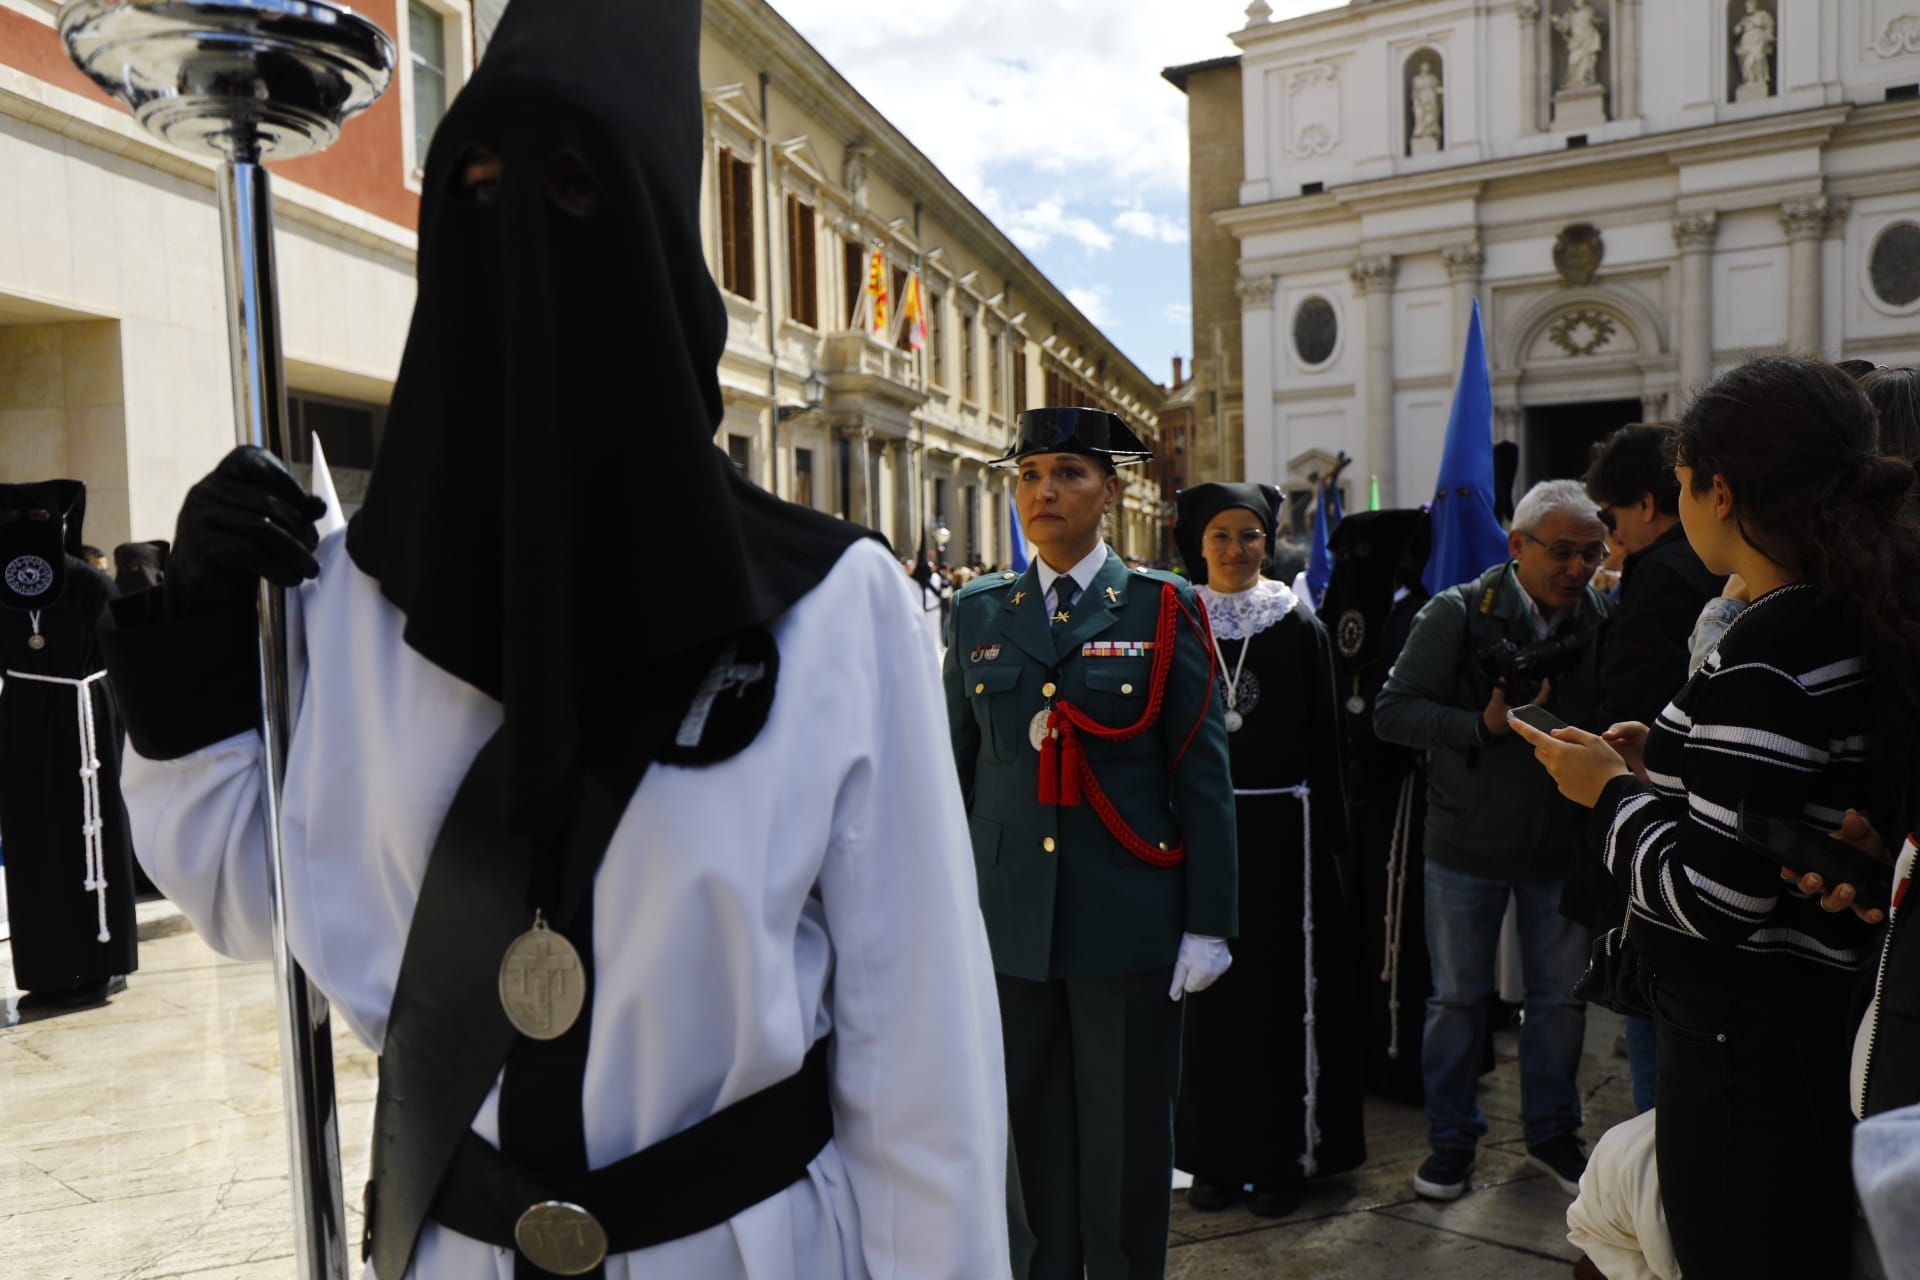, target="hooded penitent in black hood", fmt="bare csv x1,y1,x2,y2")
346,0,865,829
